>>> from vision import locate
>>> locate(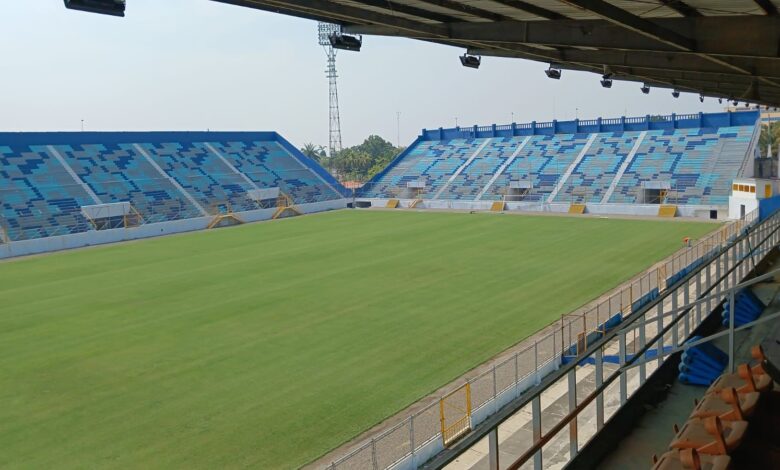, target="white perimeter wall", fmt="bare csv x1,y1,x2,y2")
359,198,726,220
0,199,348,260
